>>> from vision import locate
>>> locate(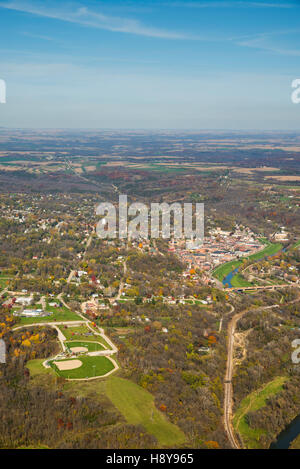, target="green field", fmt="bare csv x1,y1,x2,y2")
105,377,186,447
246,242,282,261
233,376,288,449
26,358,55,377
65,341,105,352
59,325,112,349
59,324,96,340
230,272,253,288
212,259,242,282
49,356,115,379
19,299,81,325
